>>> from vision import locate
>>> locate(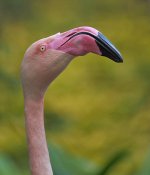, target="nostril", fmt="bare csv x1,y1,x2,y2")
66,32,77,37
